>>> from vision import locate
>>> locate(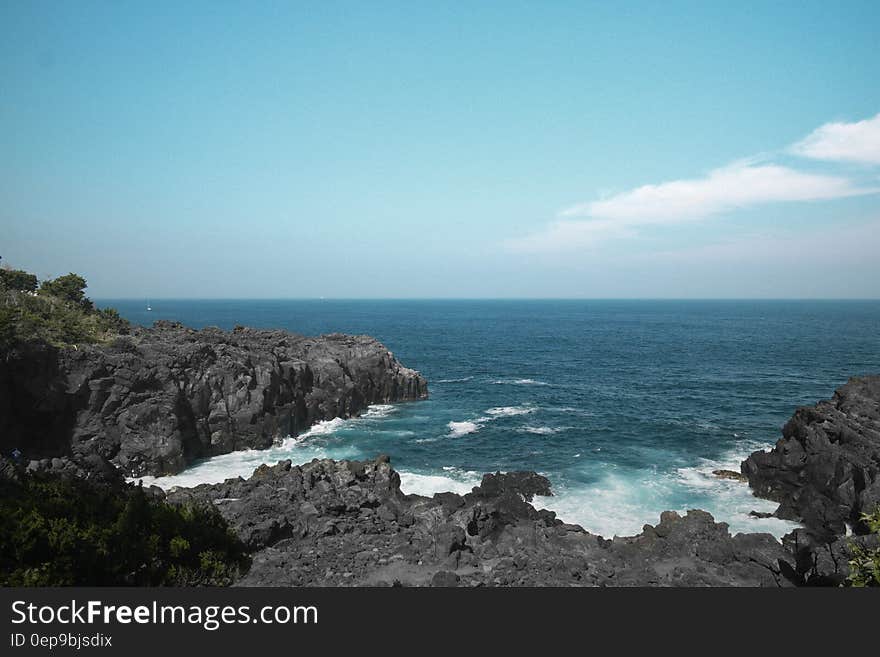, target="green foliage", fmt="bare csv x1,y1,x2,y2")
96,306,129,334
847,508,880,587
0,268,38,292
1,266,129,348
0,474,249,586
0,305,16,349
39,273,93,311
